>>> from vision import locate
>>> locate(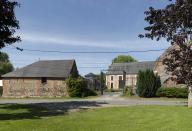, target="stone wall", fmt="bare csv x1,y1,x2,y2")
106,74,137,90
153,46,177,87
2,78,68,97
